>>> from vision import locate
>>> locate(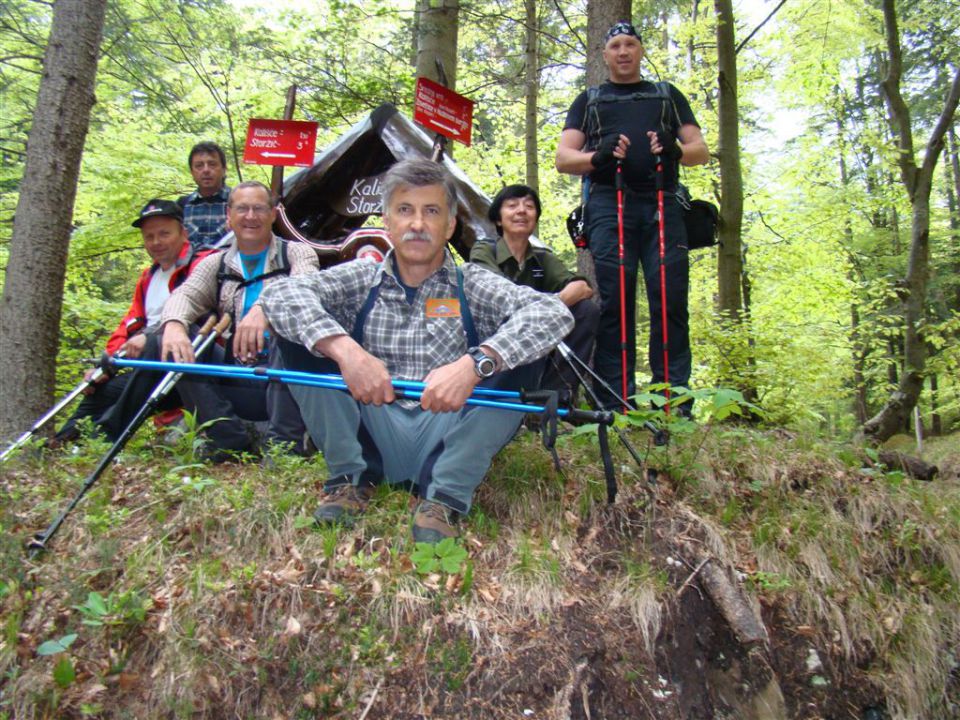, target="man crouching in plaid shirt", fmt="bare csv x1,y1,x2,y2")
260,159,573,543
